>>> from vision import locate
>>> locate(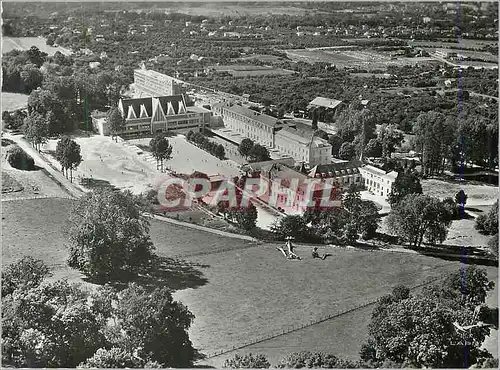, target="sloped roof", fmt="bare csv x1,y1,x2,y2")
157,95,185,115
225,104,278,127
119,95,186,119
308,159,362,178
308,96,343,109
